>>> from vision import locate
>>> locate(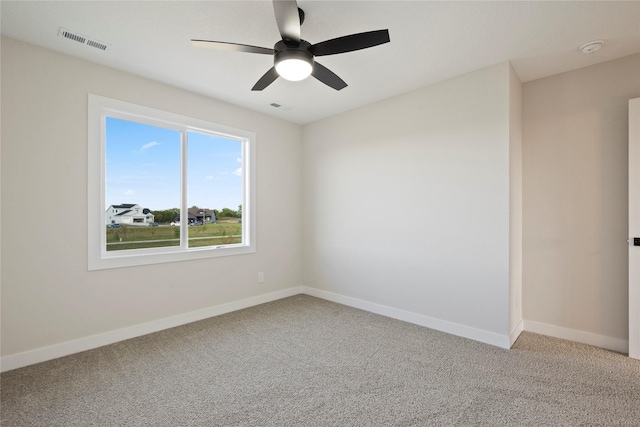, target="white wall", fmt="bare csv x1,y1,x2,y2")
0,37,303,363
523,54,640,351
302,62,517,347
